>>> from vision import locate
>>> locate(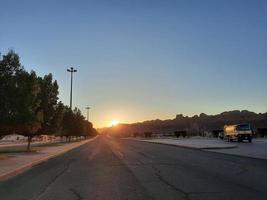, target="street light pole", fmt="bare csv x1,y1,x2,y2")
67,67,77,110
86,107,91,121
